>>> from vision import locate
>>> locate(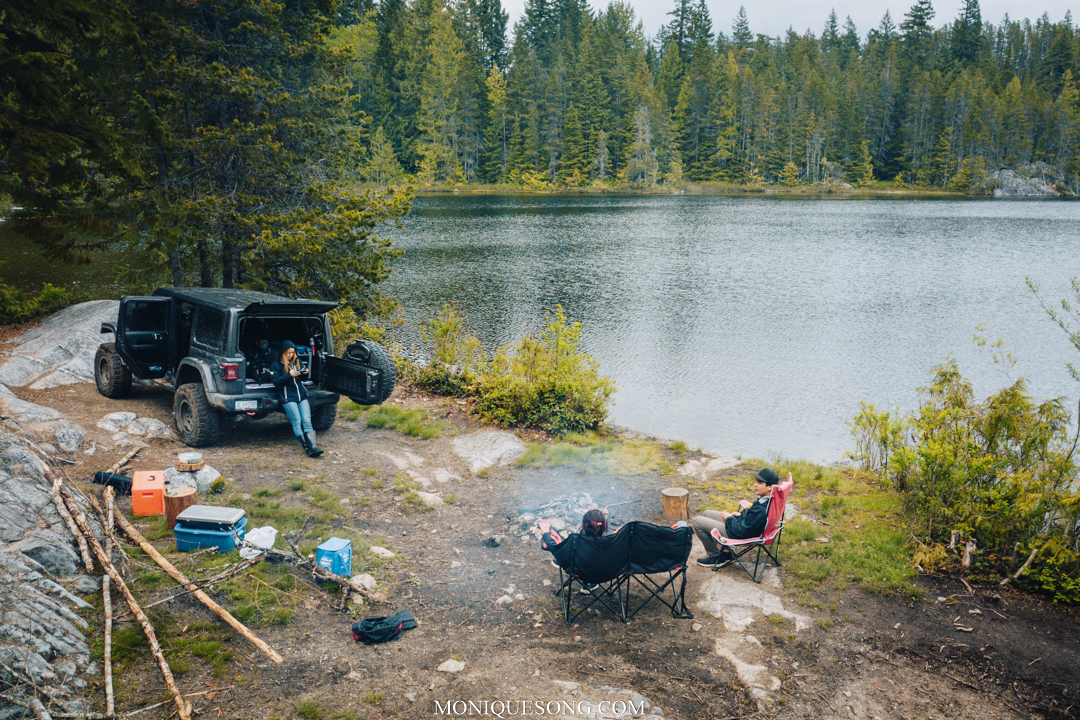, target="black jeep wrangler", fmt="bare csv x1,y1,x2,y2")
94,288,395,447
